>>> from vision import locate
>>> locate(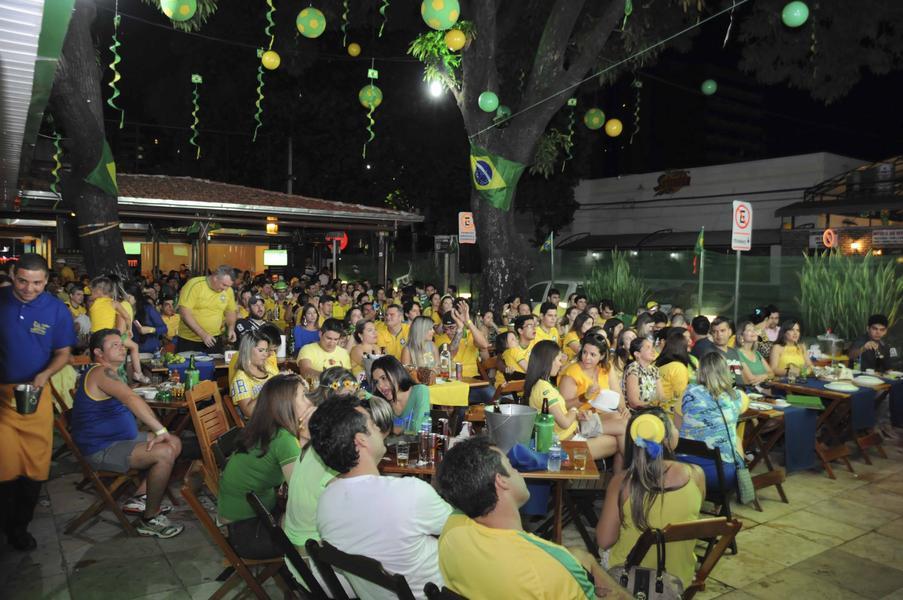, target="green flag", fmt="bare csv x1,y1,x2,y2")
692,227,704,274
84,140,119,196
540,232,553,252
469,143,526,212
